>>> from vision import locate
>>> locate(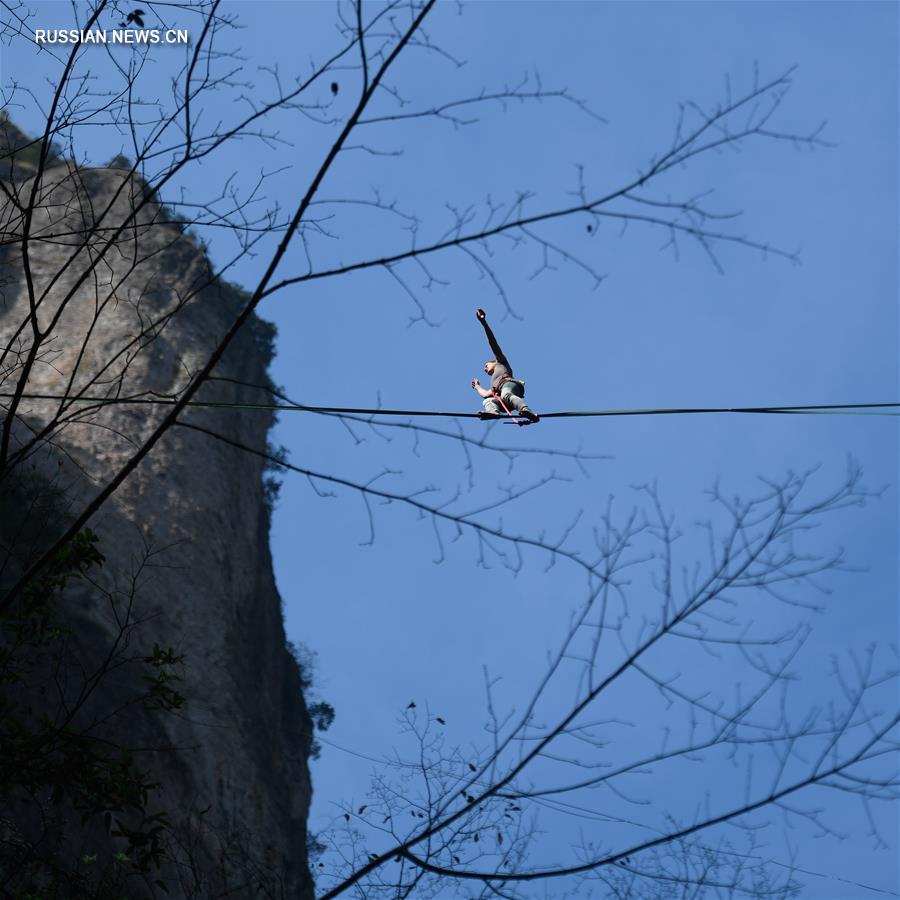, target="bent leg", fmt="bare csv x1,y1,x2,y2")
482,396,503,416
501,383,538,420
500,383,529,414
